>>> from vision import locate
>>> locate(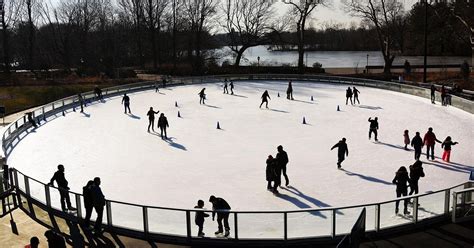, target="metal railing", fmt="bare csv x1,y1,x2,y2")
1,74,473,243
452,187,474,223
